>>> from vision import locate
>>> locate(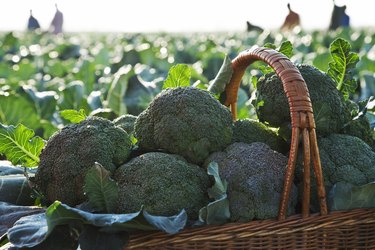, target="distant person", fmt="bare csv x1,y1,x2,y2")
281,3,300,31
246,21,263,32
50,4,63,34
329,1,350,30
27,10,40,31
